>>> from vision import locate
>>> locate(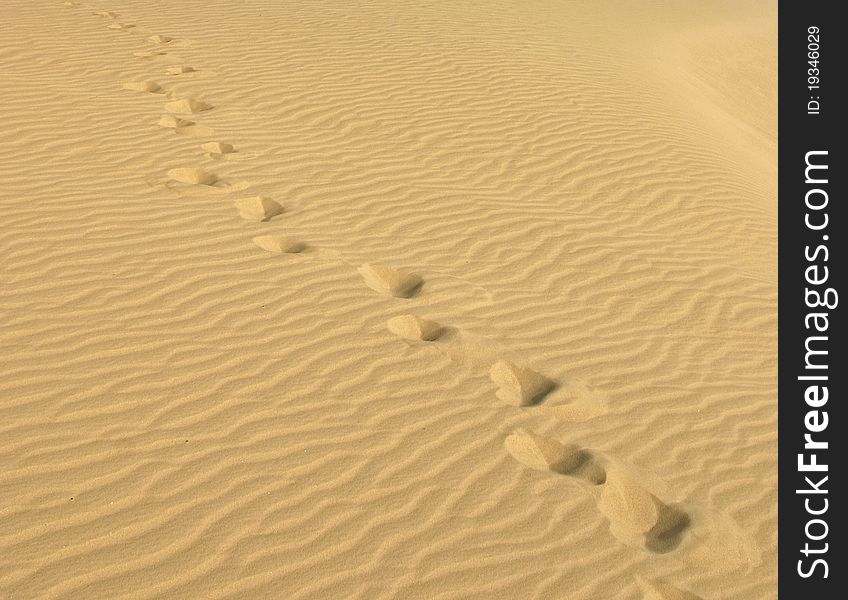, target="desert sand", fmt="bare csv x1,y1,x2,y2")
1,1,776,598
